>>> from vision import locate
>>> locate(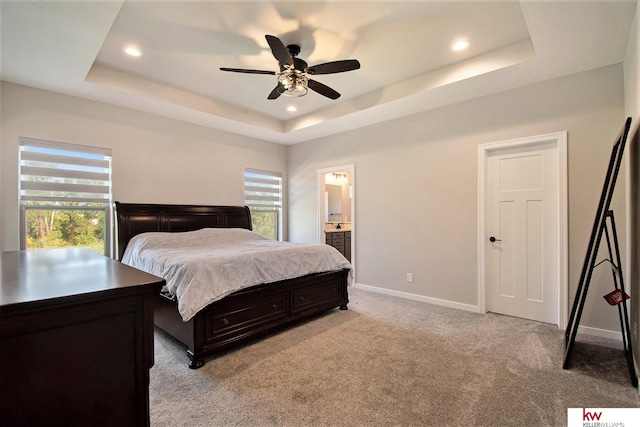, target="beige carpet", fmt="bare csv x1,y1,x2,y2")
149,287,640,426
